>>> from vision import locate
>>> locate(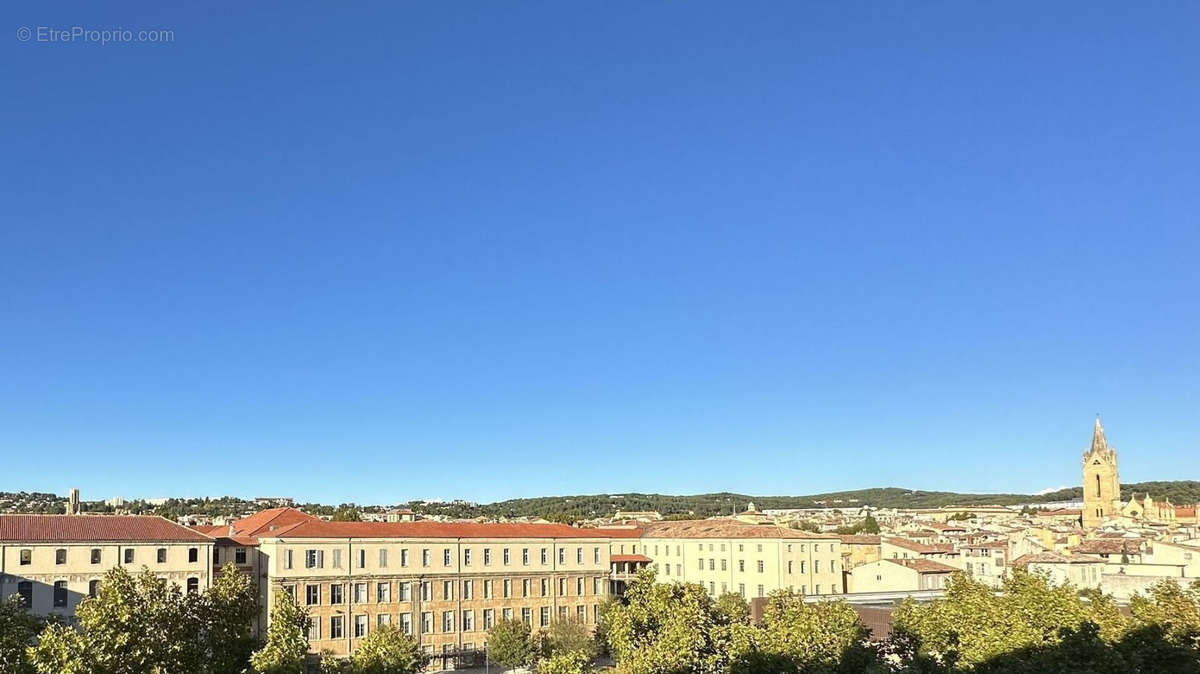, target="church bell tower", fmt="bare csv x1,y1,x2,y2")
1081,417,1121,528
